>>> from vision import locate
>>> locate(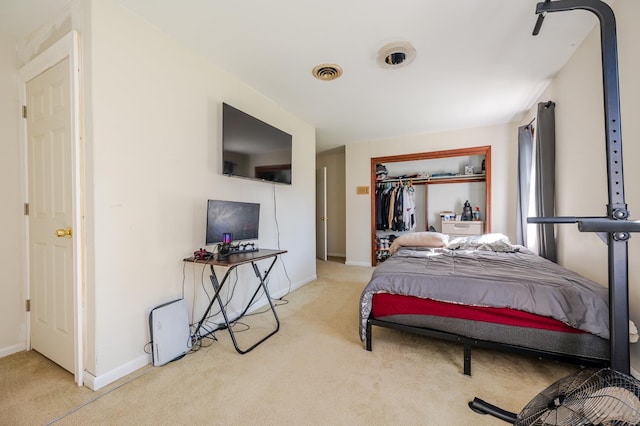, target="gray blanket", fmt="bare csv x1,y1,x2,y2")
359,247,609,342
